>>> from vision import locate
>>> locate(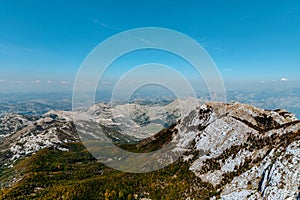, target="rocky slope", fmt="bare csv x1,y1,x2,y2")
170,102,300,199
0,112,78,169
0,101,299,199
